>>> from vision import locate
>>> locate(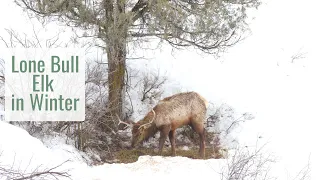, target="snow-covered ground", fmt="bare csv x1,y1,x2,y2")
0,120,226,180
